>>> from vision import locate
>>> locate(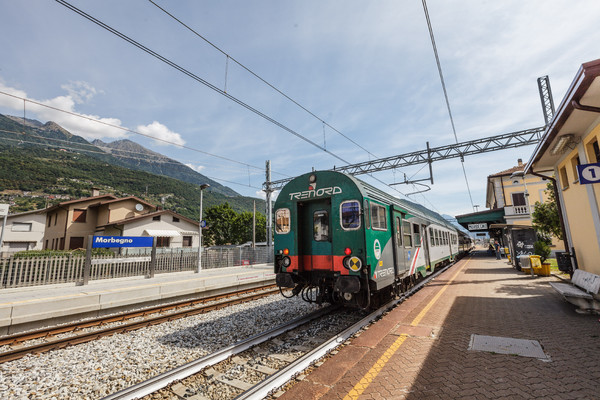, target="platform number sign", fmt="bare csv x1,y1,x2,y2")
577,163,600,185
